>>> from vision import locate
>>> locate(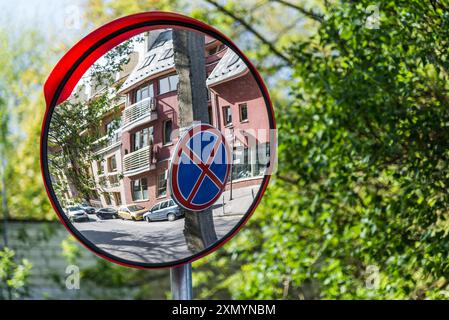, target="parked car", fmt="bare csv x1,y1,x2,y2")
117,205,147,221
79,202,96,214
143,199,183,222
96,208,118,220
66,206,89,222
